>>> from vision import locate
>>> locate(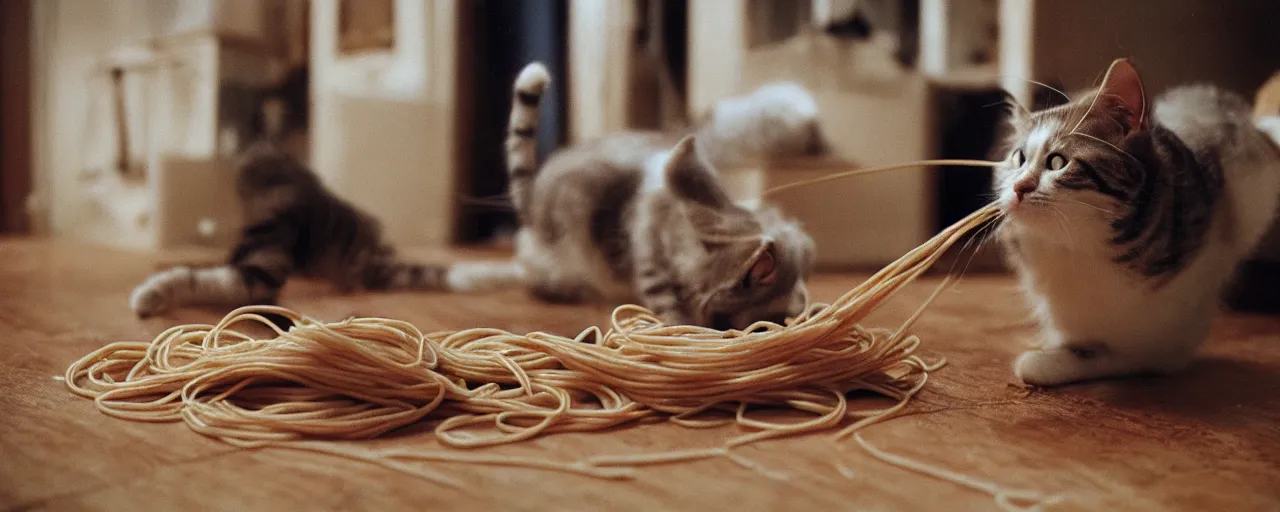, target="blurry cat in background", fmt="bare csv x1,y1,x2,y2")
129,64,440,319
132,64,825,330
419,63,823,330
129,142,461,319
252,65,311,161
995,58,1280,386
